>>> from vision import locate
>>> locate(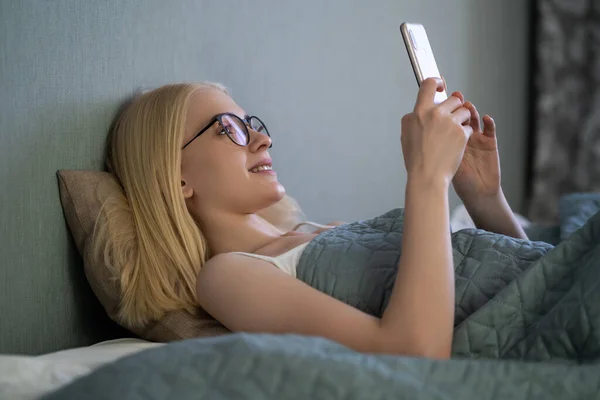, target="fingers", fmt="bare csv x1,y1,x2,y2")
438,93,464,114
482,115,496,137
464,101,481,132
415,77,444,111
462,124,474,140
450,91,464,103
451,107,471,126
